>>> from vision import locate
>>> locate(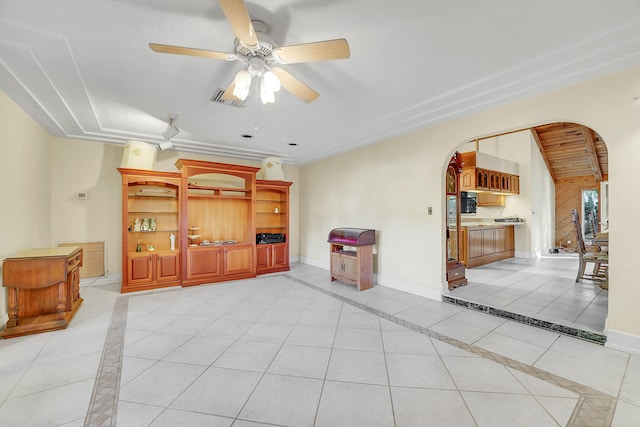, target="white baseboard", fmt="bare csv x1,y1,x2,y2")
80,272,122,287
605,329,640,355
298,258,441,302
0,313,7,332
298,256,327,270
515,251,535,259
374,273,442,301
